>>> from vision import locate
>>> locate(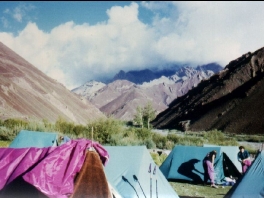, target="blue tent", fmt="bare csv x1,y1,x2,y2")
9,130,59,148
160,145,240,185
160,145,221,183
204,144,242,173
104,146,179,198
224,150,264,198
